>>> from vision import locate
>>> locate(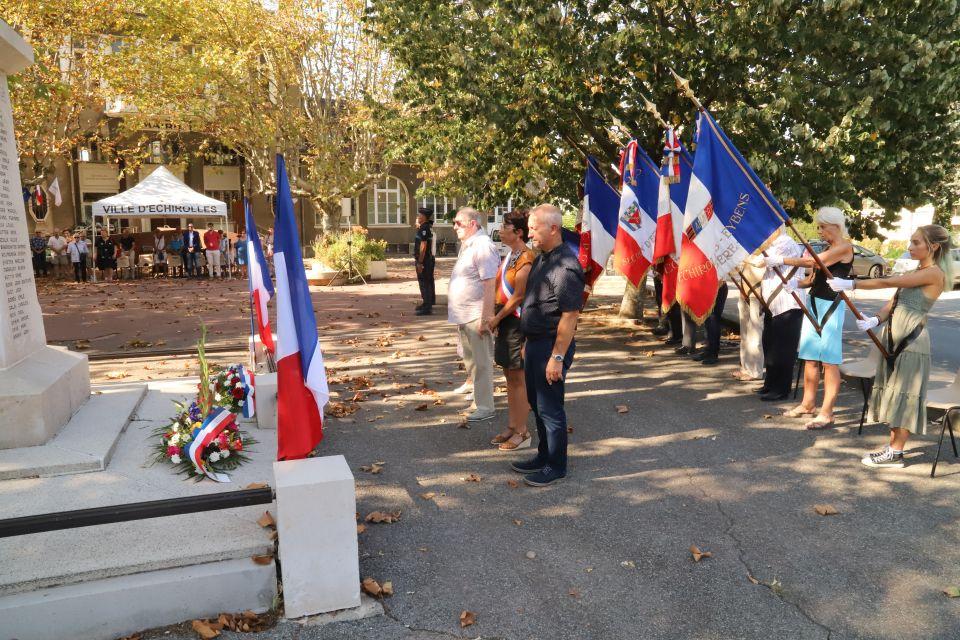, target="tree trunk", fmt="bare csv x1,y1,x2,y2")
619,280,643,319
